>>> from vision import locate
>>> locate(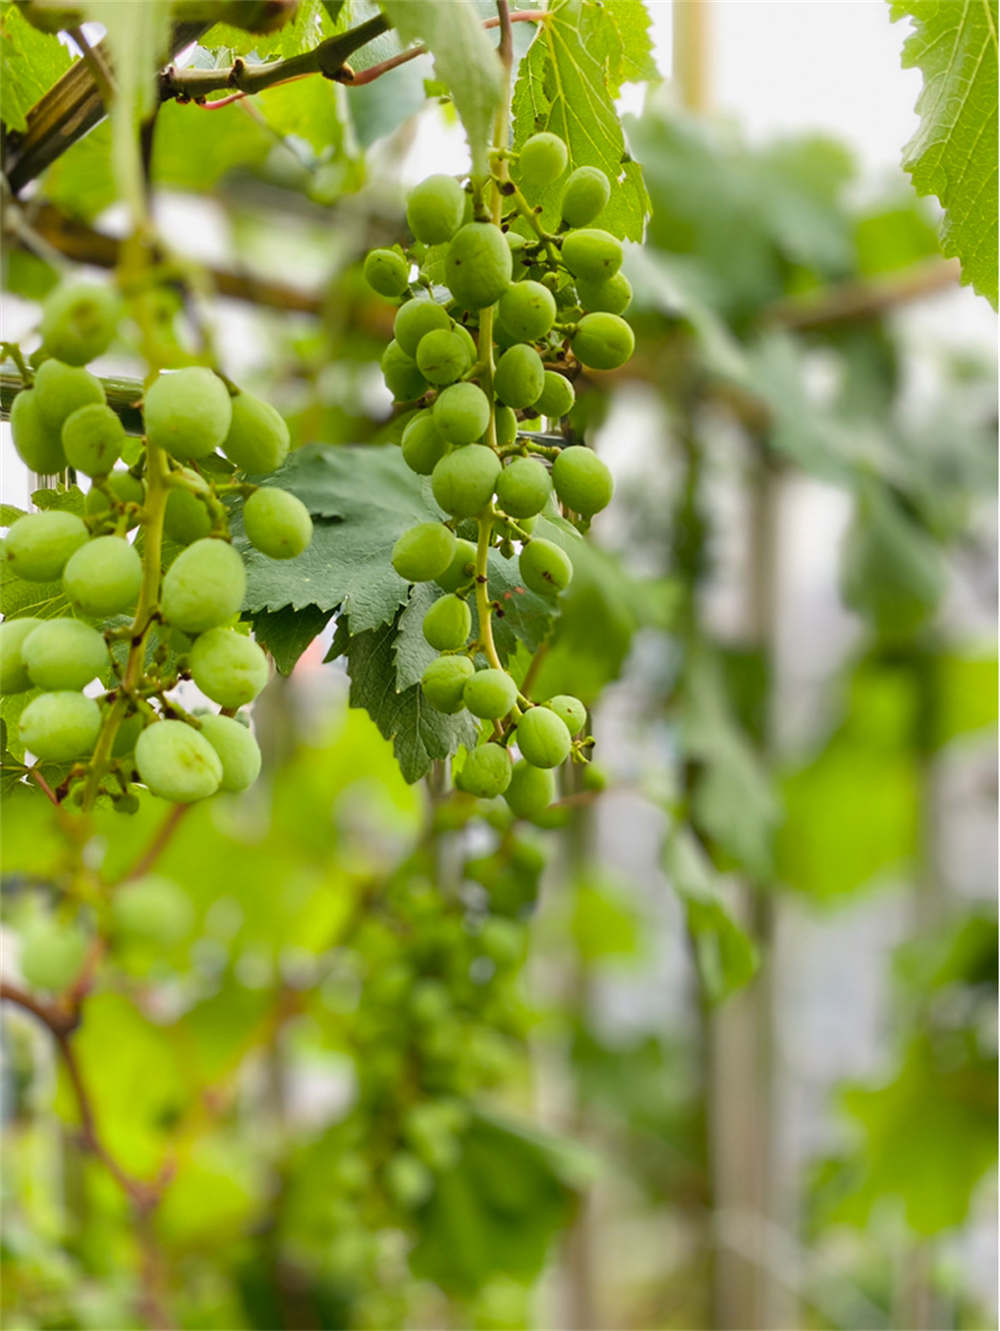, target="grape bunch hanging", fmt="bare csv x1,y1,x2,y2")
2,281,313,807
363,135,633,814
